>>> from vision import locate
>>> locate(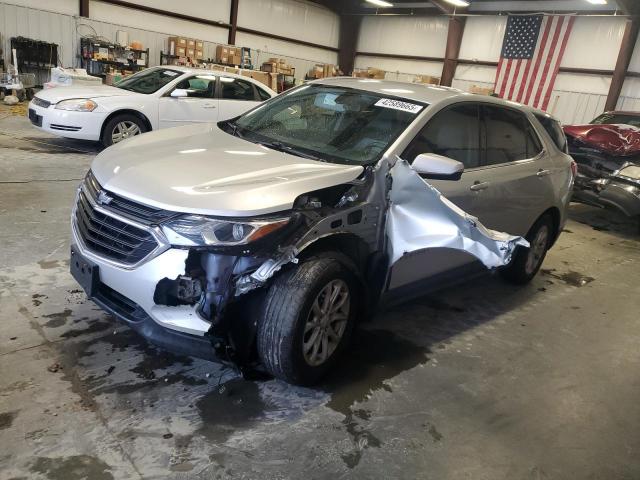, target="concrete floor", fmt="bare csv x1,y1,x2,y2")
1,105,640,480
